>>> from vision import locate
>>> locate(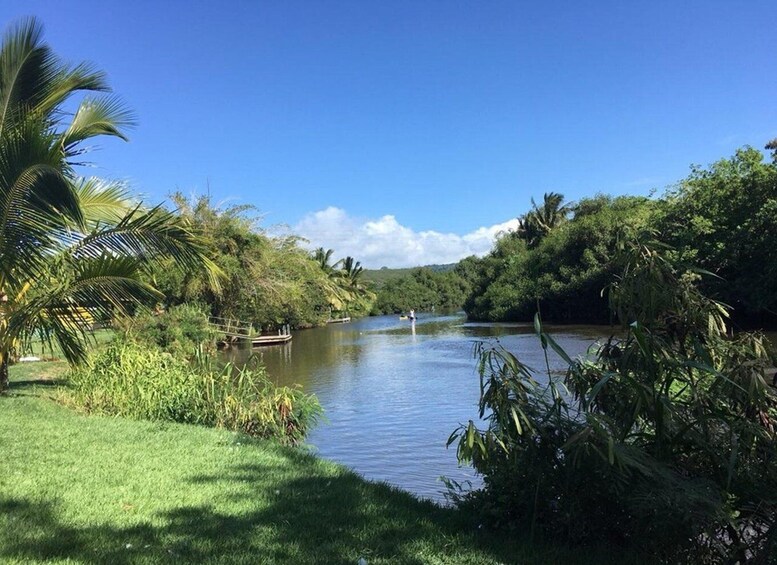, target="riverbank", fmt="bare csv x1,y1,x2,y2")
1,365,655,564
